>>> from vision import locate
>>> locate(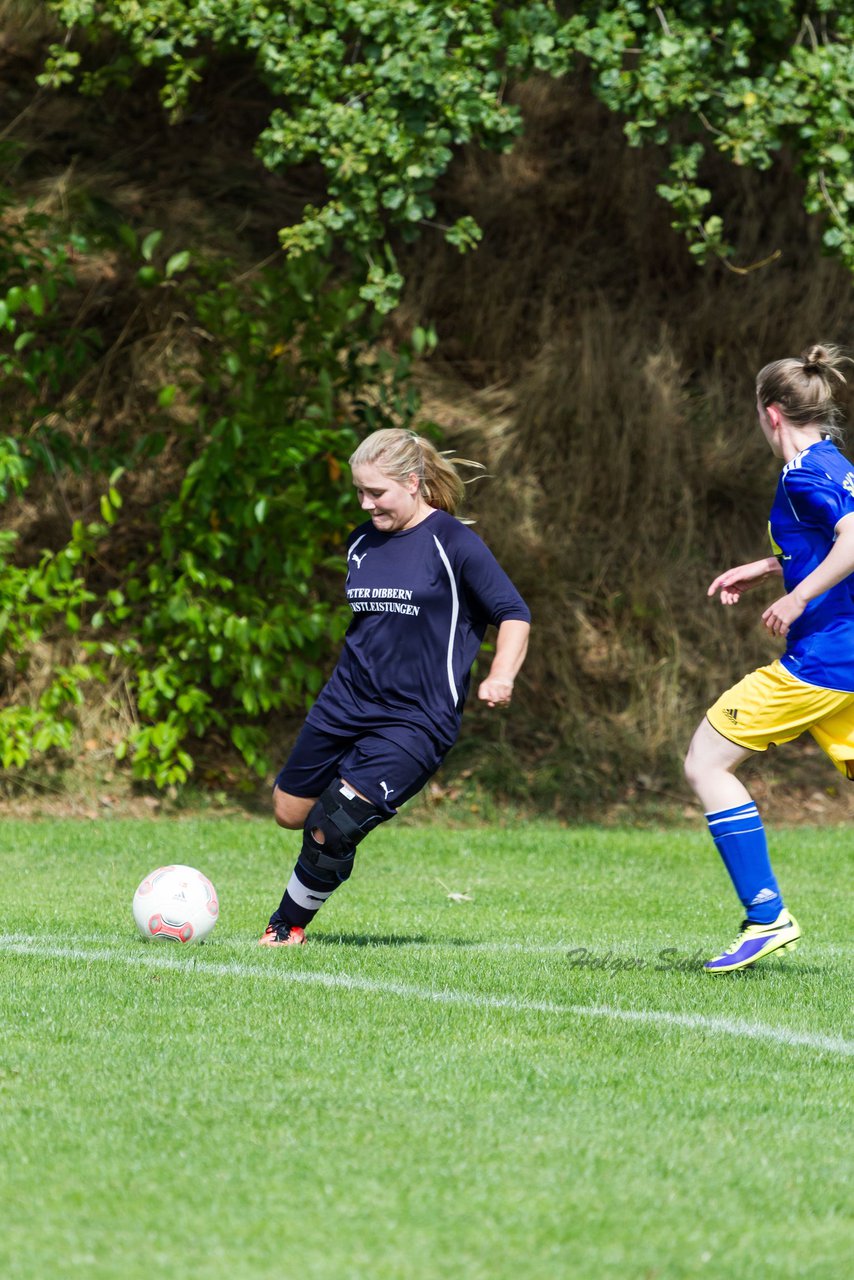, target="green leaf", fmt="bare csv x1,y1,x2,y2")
165,250,191,278
141,230,163,262
117,224,138,253
25,285,45,317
